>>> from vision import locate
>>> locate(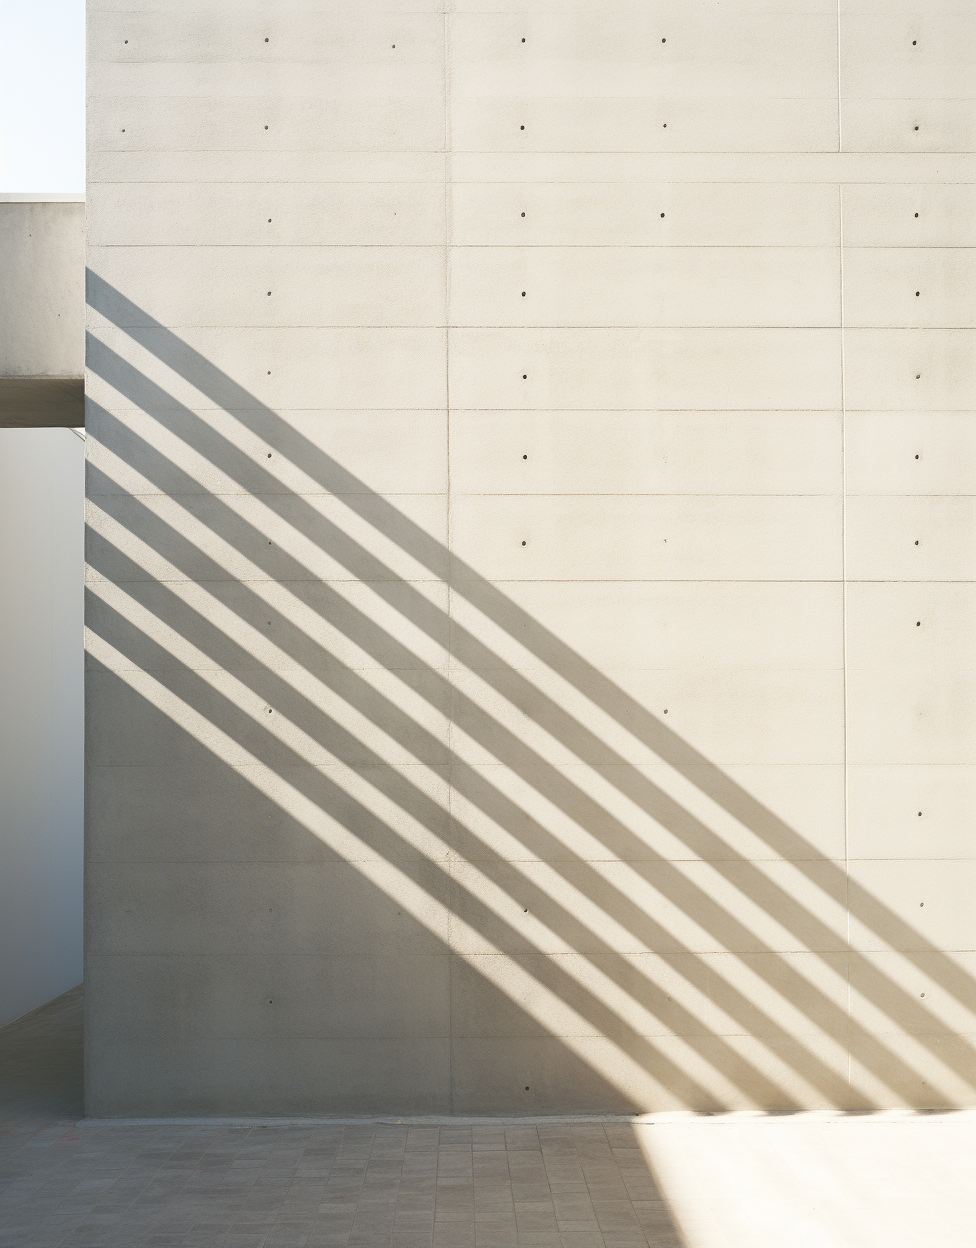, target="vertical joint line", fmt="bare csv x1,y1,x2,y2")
836,0,843,152
442,3,455,1118
839,182,851,1088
